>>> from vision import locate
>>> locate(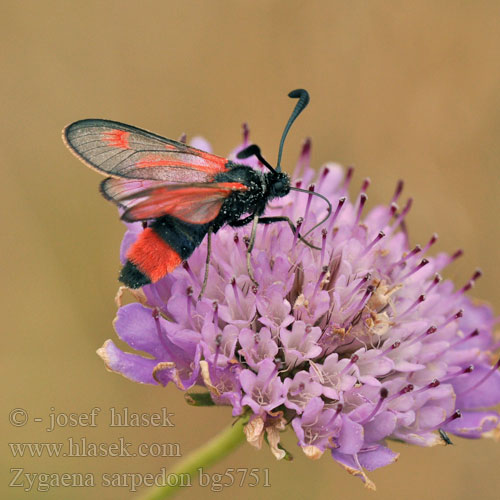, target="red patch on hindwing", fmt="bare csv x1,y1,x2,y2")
102,129,130,149
126,228,182,282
